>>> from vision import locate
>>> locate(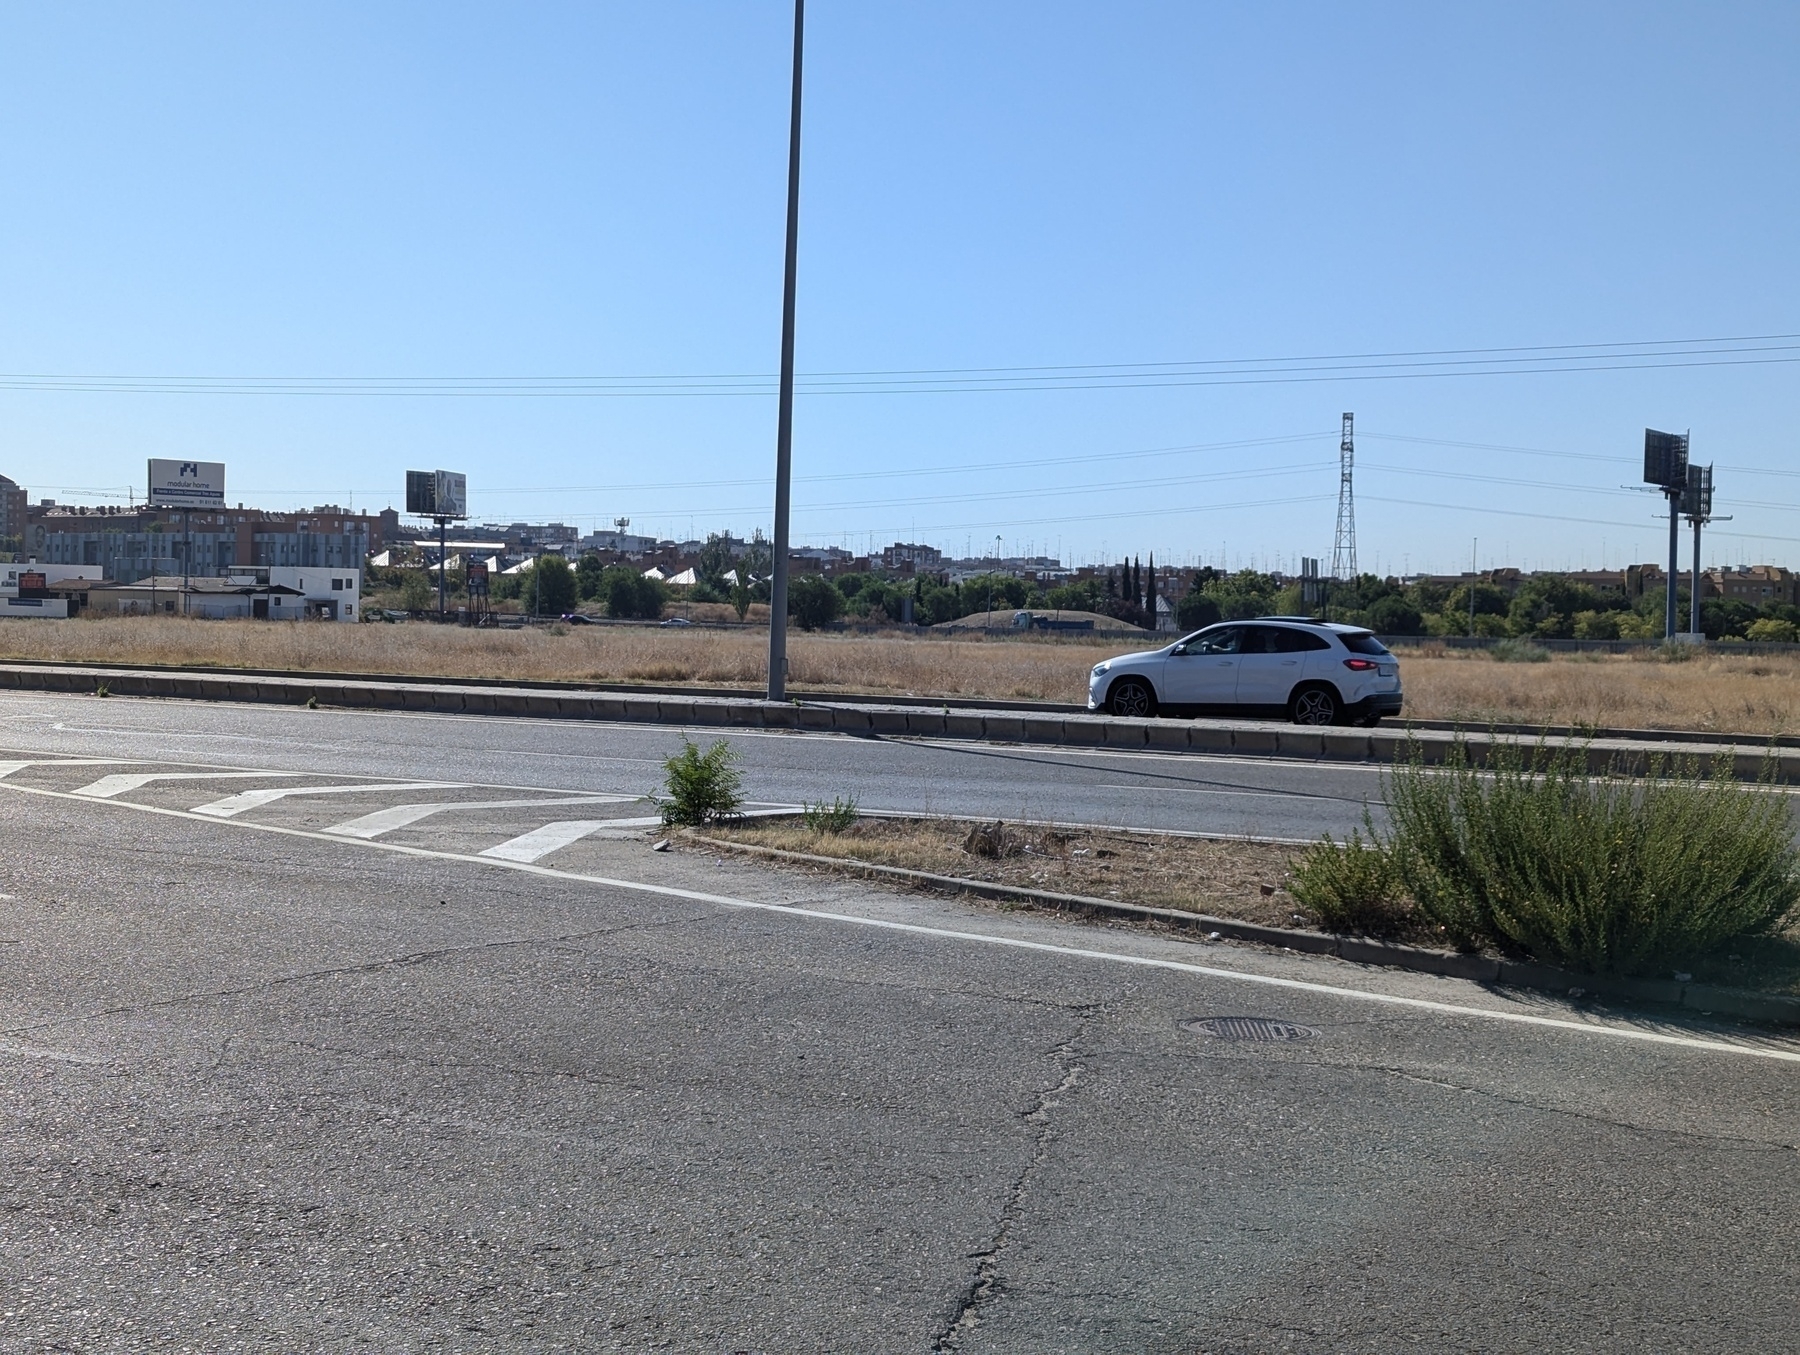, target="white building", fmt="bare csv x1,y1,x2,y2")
266,567,361,621
0,562,104,596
